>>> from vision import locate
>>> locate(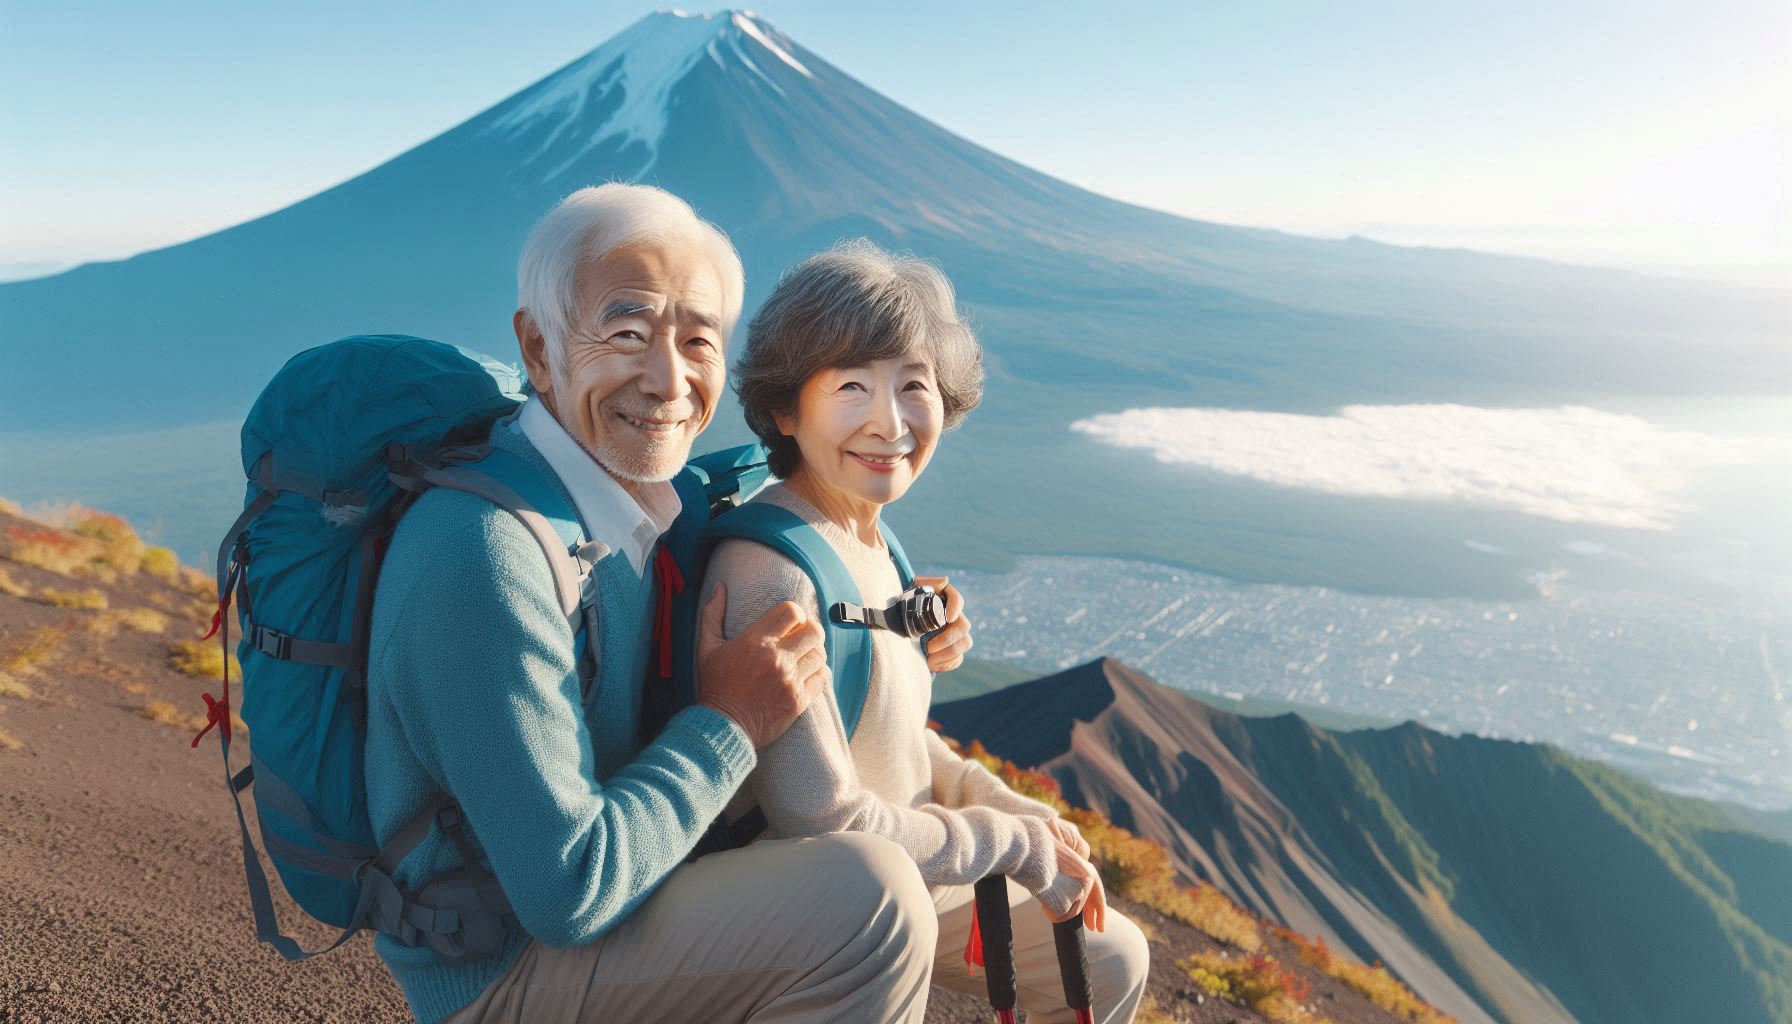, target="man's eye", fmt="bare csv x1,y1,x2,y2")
611,330,646,344
685,336,715,350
